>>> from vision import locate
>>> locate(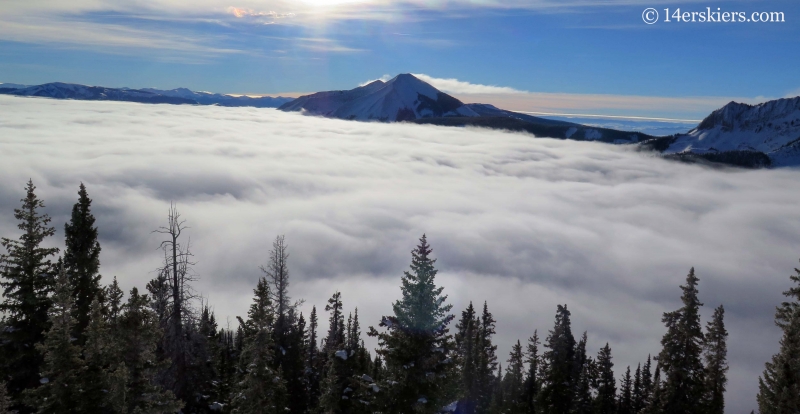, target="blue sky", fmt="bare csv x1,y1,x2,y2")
1,0,798,119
